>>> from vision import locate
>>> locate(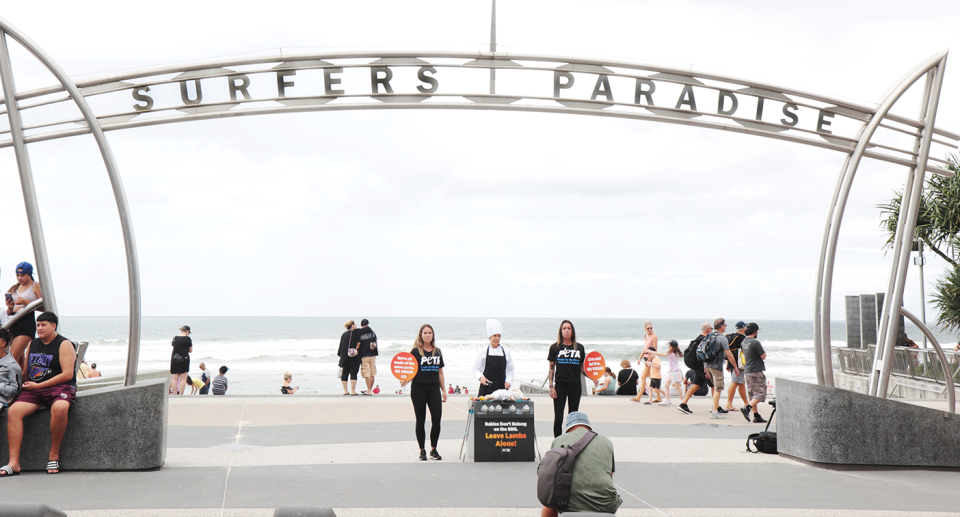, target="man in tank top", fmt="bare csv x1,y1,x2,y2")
1,312,77,476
